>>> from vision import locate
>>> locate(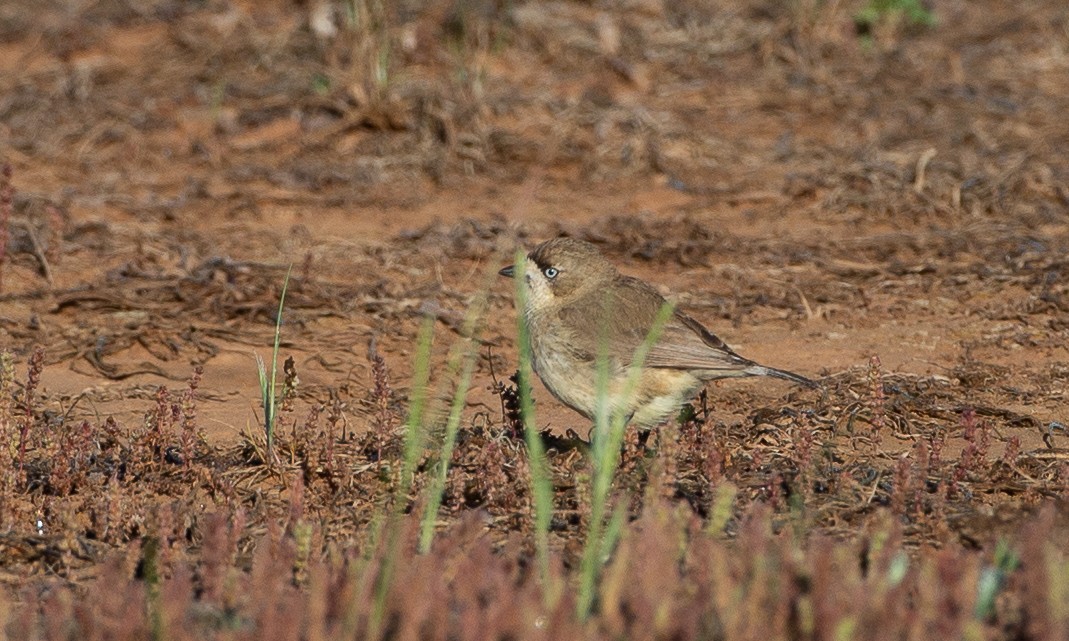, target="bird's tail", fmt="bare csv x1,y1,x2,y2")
745,364,819,389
